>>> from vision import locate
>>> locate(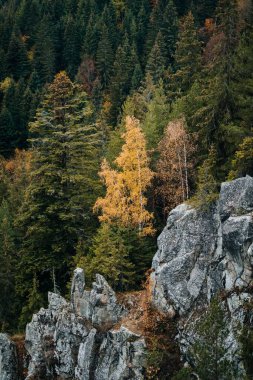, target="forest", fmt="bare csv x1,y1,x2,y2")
0,0,252,334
